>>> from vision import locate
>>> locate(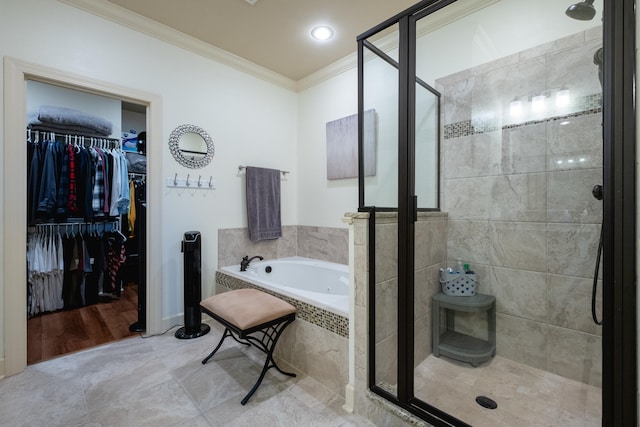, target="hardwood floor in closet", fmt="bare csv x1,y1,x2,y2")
27,284,139,365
